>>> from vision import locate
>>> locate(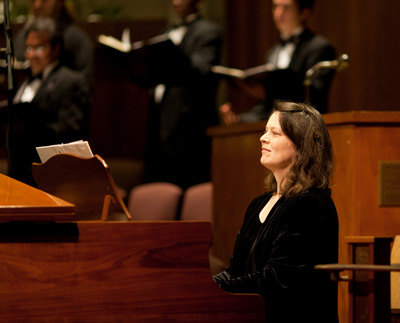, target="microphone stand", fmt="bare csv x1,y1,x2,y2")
4,0,13,94
303,53,350,104
3,0,14,176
